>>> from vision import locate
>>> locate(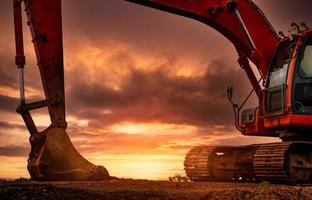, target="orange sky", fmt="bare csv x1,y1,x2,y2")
0,0,311,179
